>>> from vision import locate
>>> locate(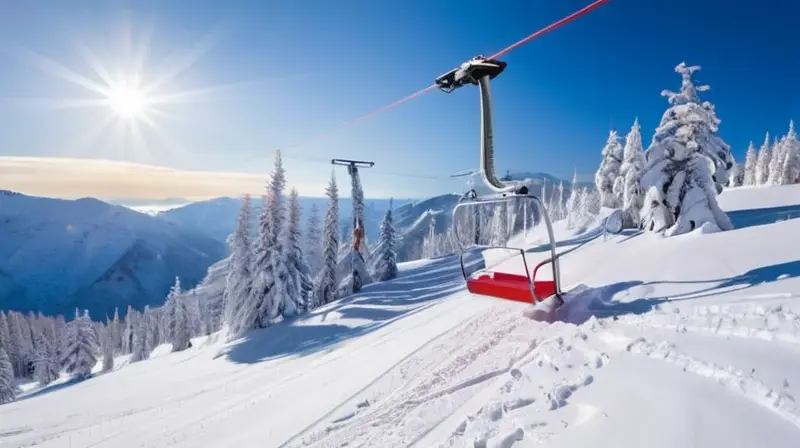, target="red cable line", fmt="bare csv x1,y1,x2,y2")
284,0,611,151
